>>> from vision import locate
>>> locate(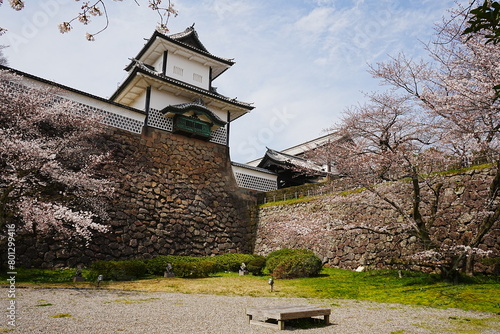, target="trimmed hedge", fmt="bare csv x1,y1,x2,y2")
88,260,147,281
143,254,262,276
88,253,267,281
172,261,217,278
265,248,322,279
144,255,201,276
209,253,257,272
